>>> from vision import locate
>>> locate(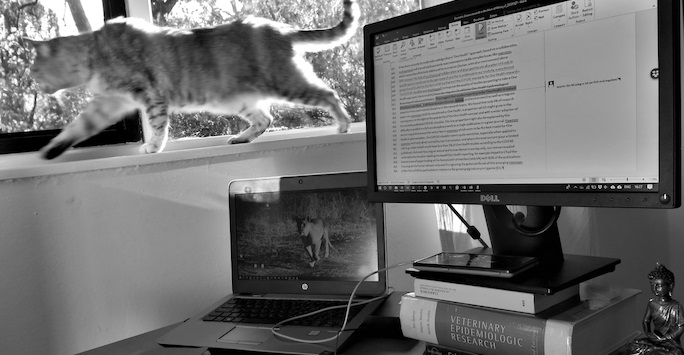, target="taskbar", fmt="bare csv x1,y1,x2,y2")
377,182,659,193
